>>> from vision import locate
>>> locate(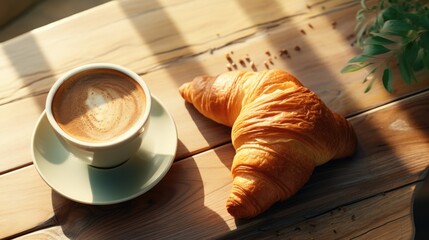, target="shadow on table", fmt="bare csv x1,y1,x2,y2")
116,0,209,87
51,140,230,239
0,34,54,110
